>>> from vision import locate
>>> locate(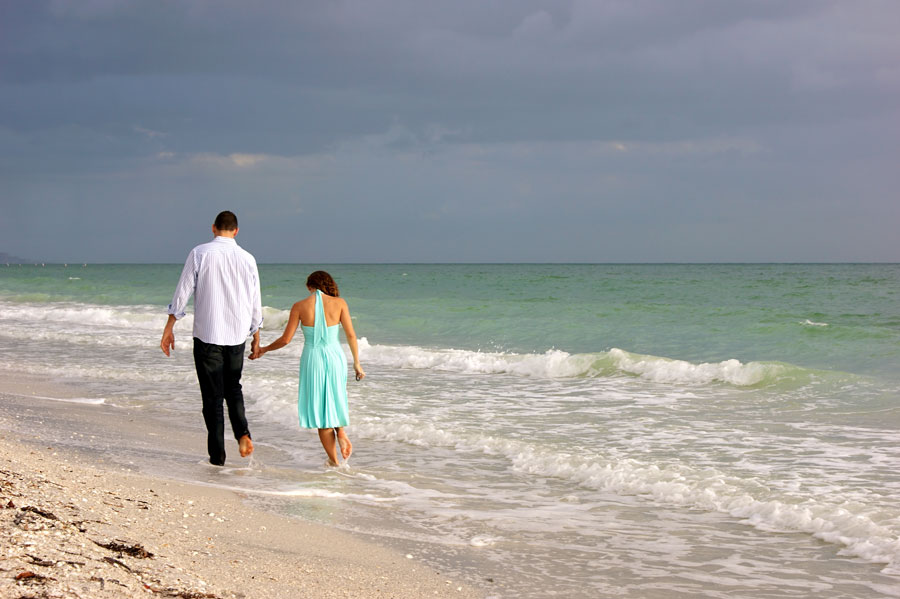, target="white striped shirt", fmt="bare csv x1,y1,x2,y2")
167,236,263,346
